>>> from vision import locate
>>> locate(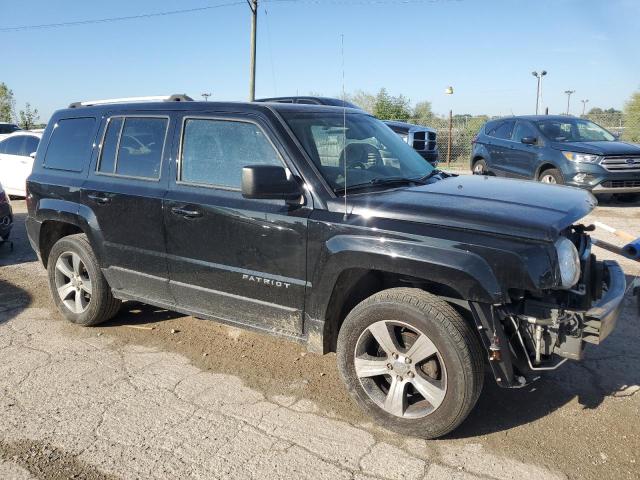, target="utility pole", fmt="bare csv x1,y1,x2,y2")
581,99,589,116
564,90,575,115
248,0,258,101
532,71,547,115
